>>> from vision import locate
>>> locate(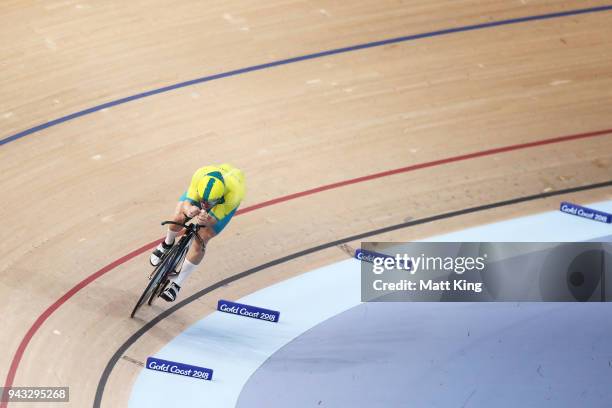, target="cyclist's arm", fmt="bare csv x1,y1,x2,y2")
182,200,201,217
197,211,217,226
